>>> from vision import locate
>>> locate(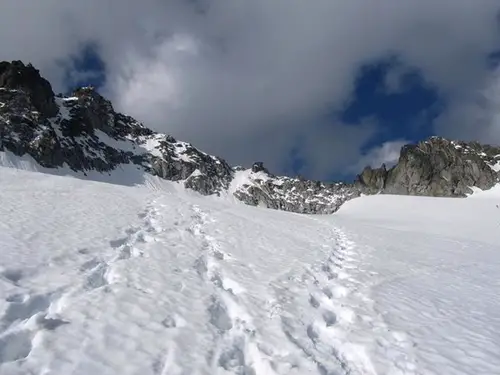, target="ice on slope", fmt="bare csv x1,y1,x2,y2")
0,162,499,375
